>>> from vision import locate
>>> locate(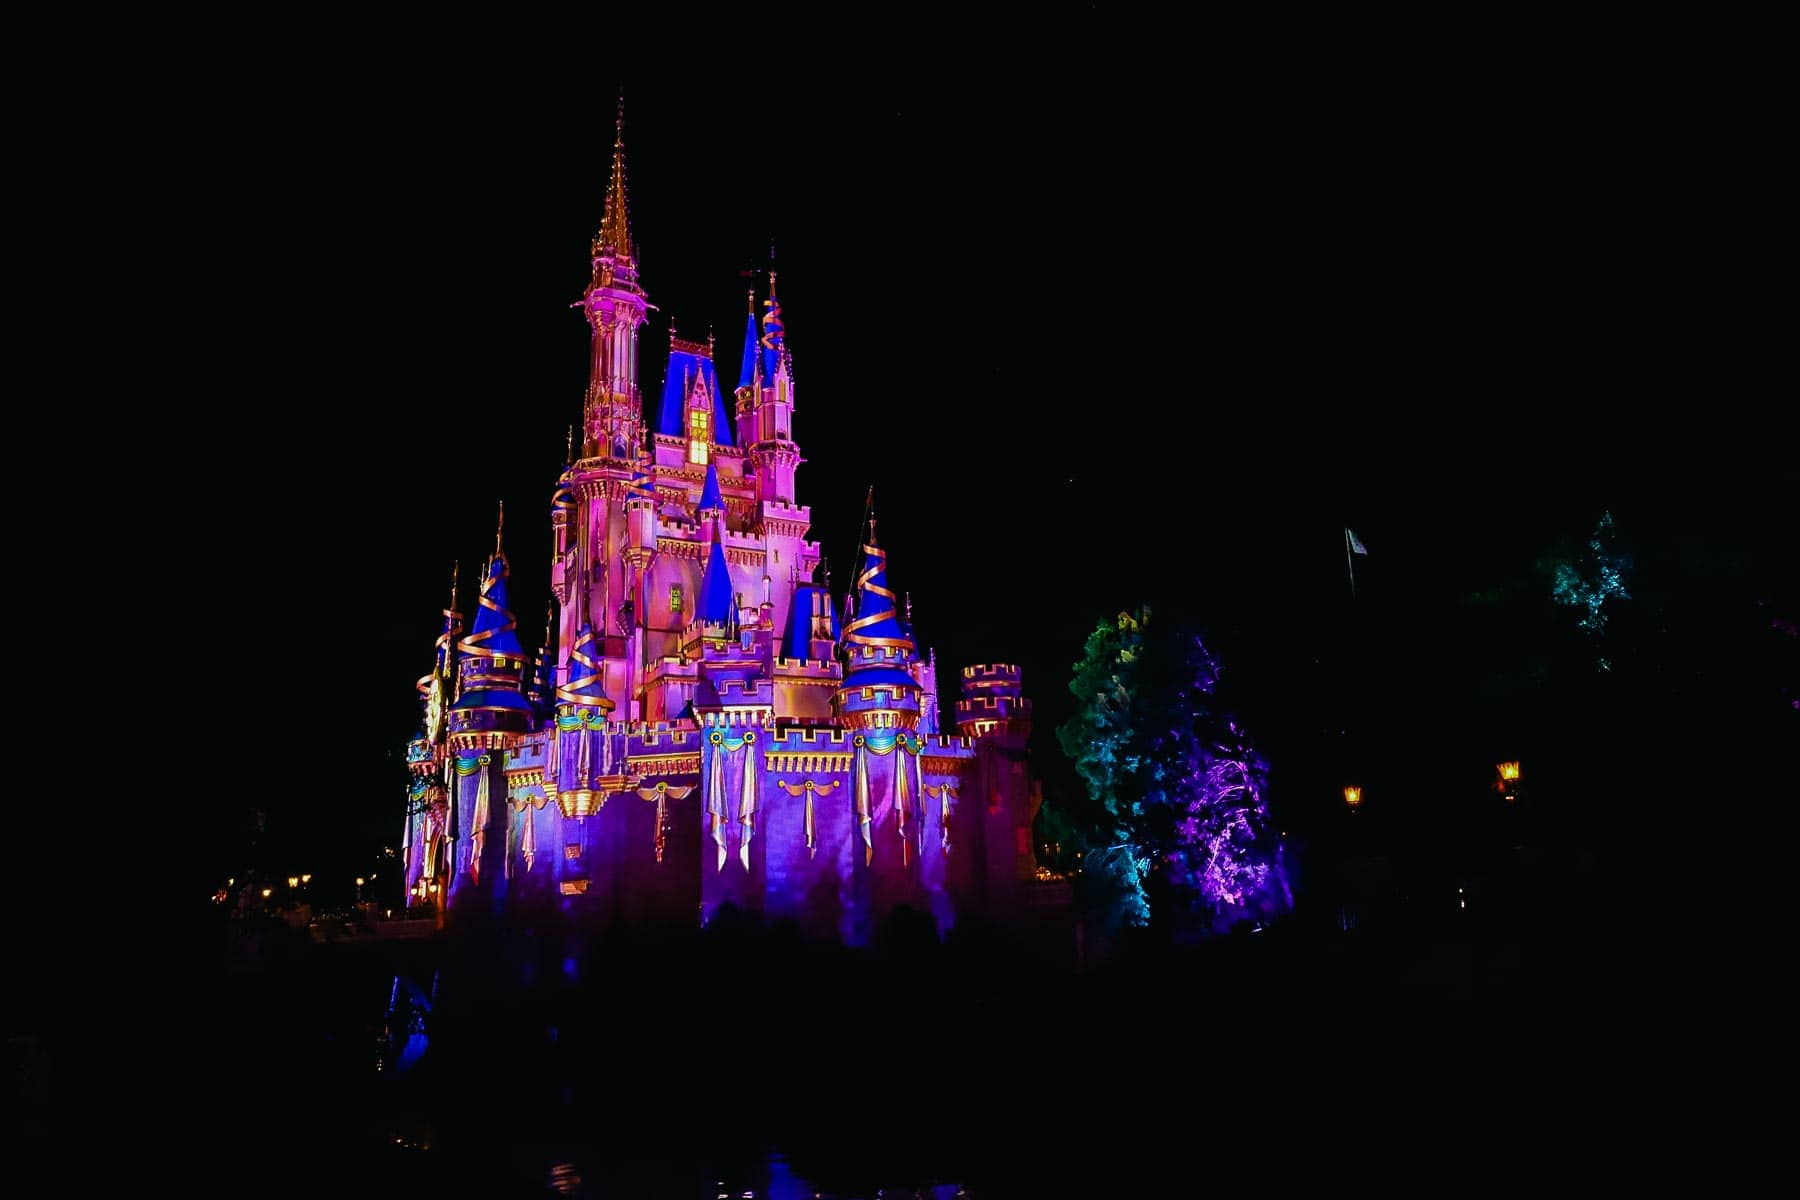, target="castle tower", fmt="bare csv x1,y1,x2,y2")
746,275,801,504
835,521,921,731
444,507,532,901
582,102,648,461
405,564,462,903
955,663,1031,739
